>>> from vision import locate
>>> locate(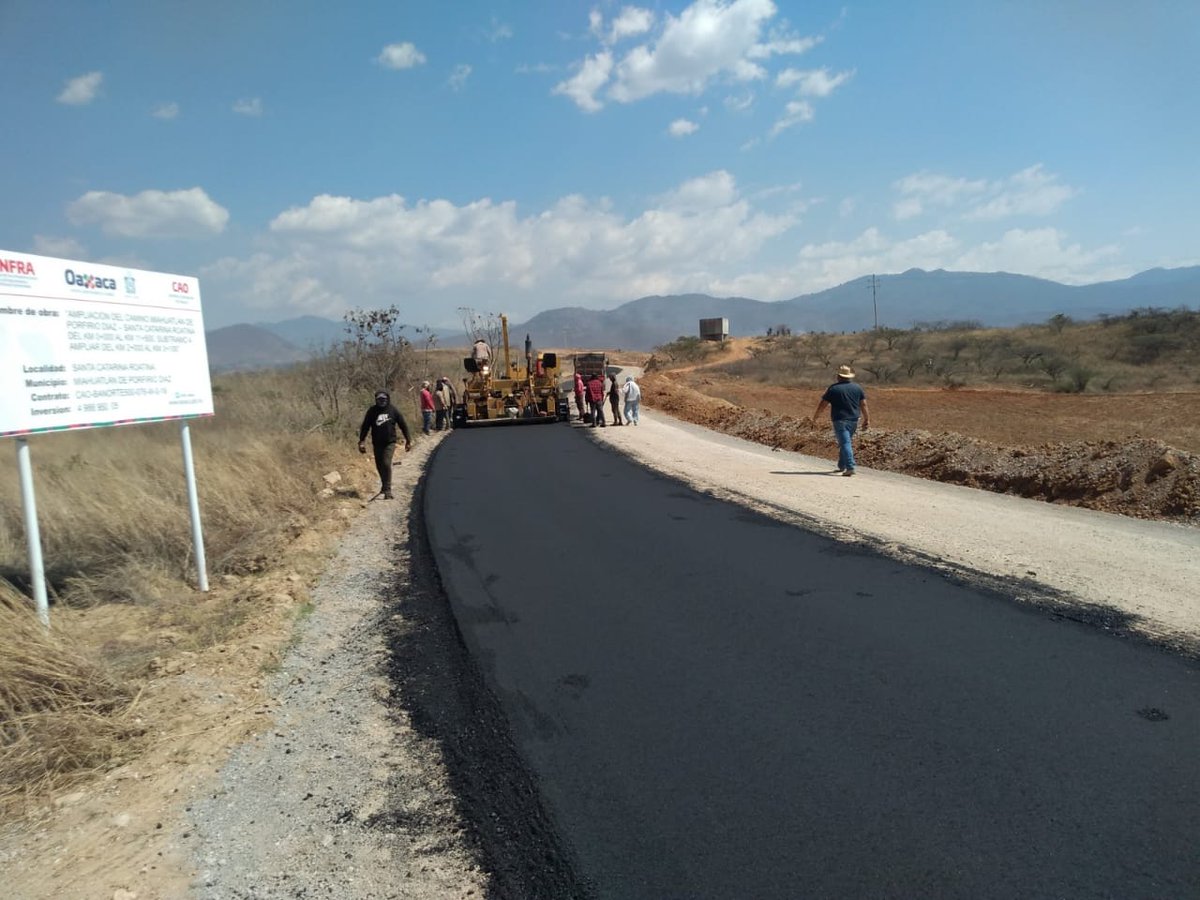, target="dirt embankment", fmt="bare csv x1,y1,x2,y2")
641,373,1200,523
